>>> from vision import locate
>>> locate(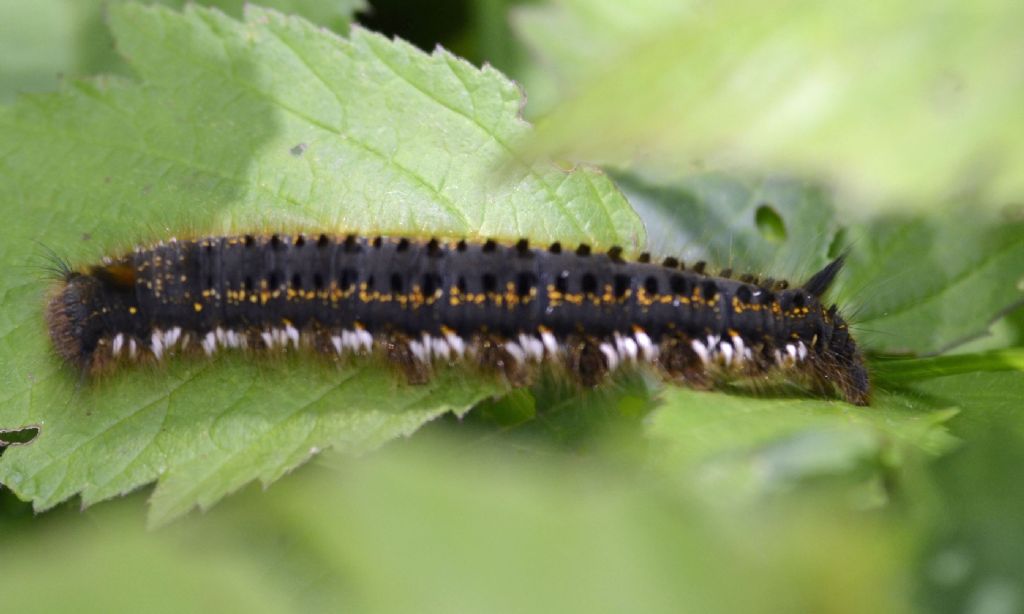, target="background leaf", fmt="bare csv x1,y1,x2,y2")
0,3,642,523
841,210,1024,354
